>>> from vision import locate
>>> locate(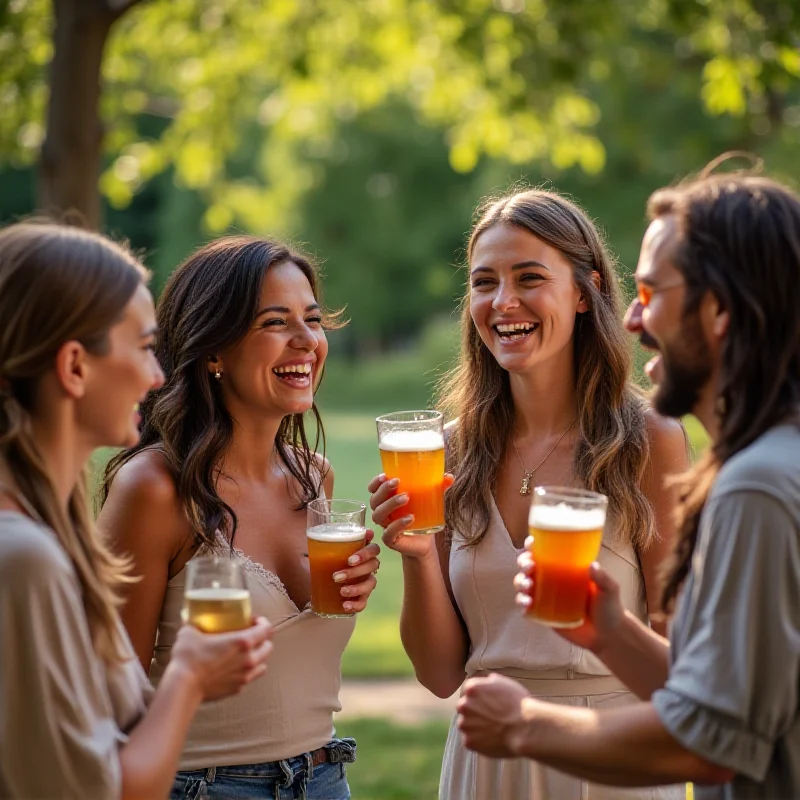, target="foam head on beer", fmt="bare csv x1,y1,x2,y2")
307,522,367,542
378,429,445,452
528,502,606,532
